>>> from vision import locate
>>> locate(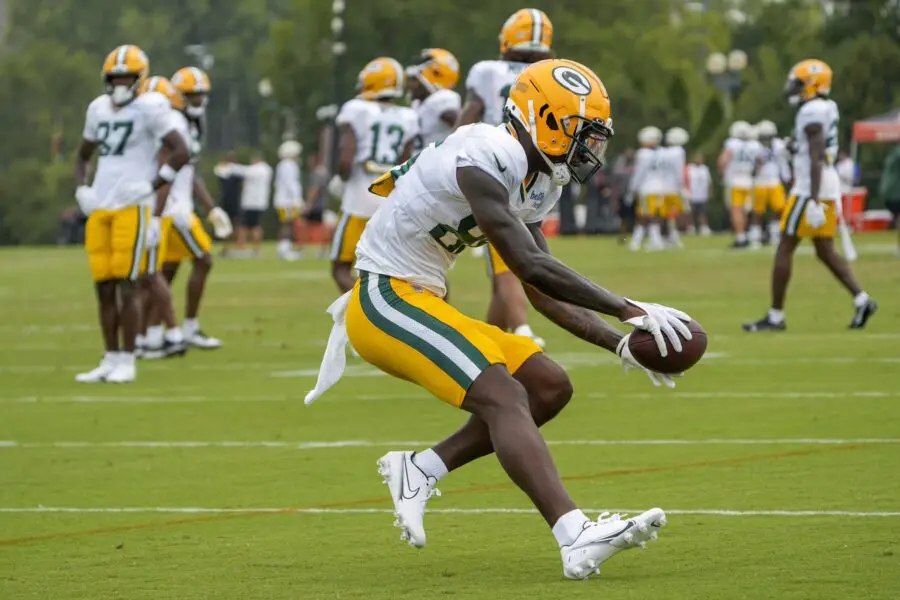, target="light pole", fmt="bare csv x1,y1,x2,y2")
329,0,347,175
706,49,747,121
